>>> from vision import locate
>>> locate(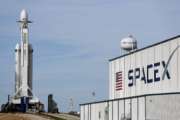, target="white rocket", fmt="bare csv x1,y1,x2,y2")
14,9,33,98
